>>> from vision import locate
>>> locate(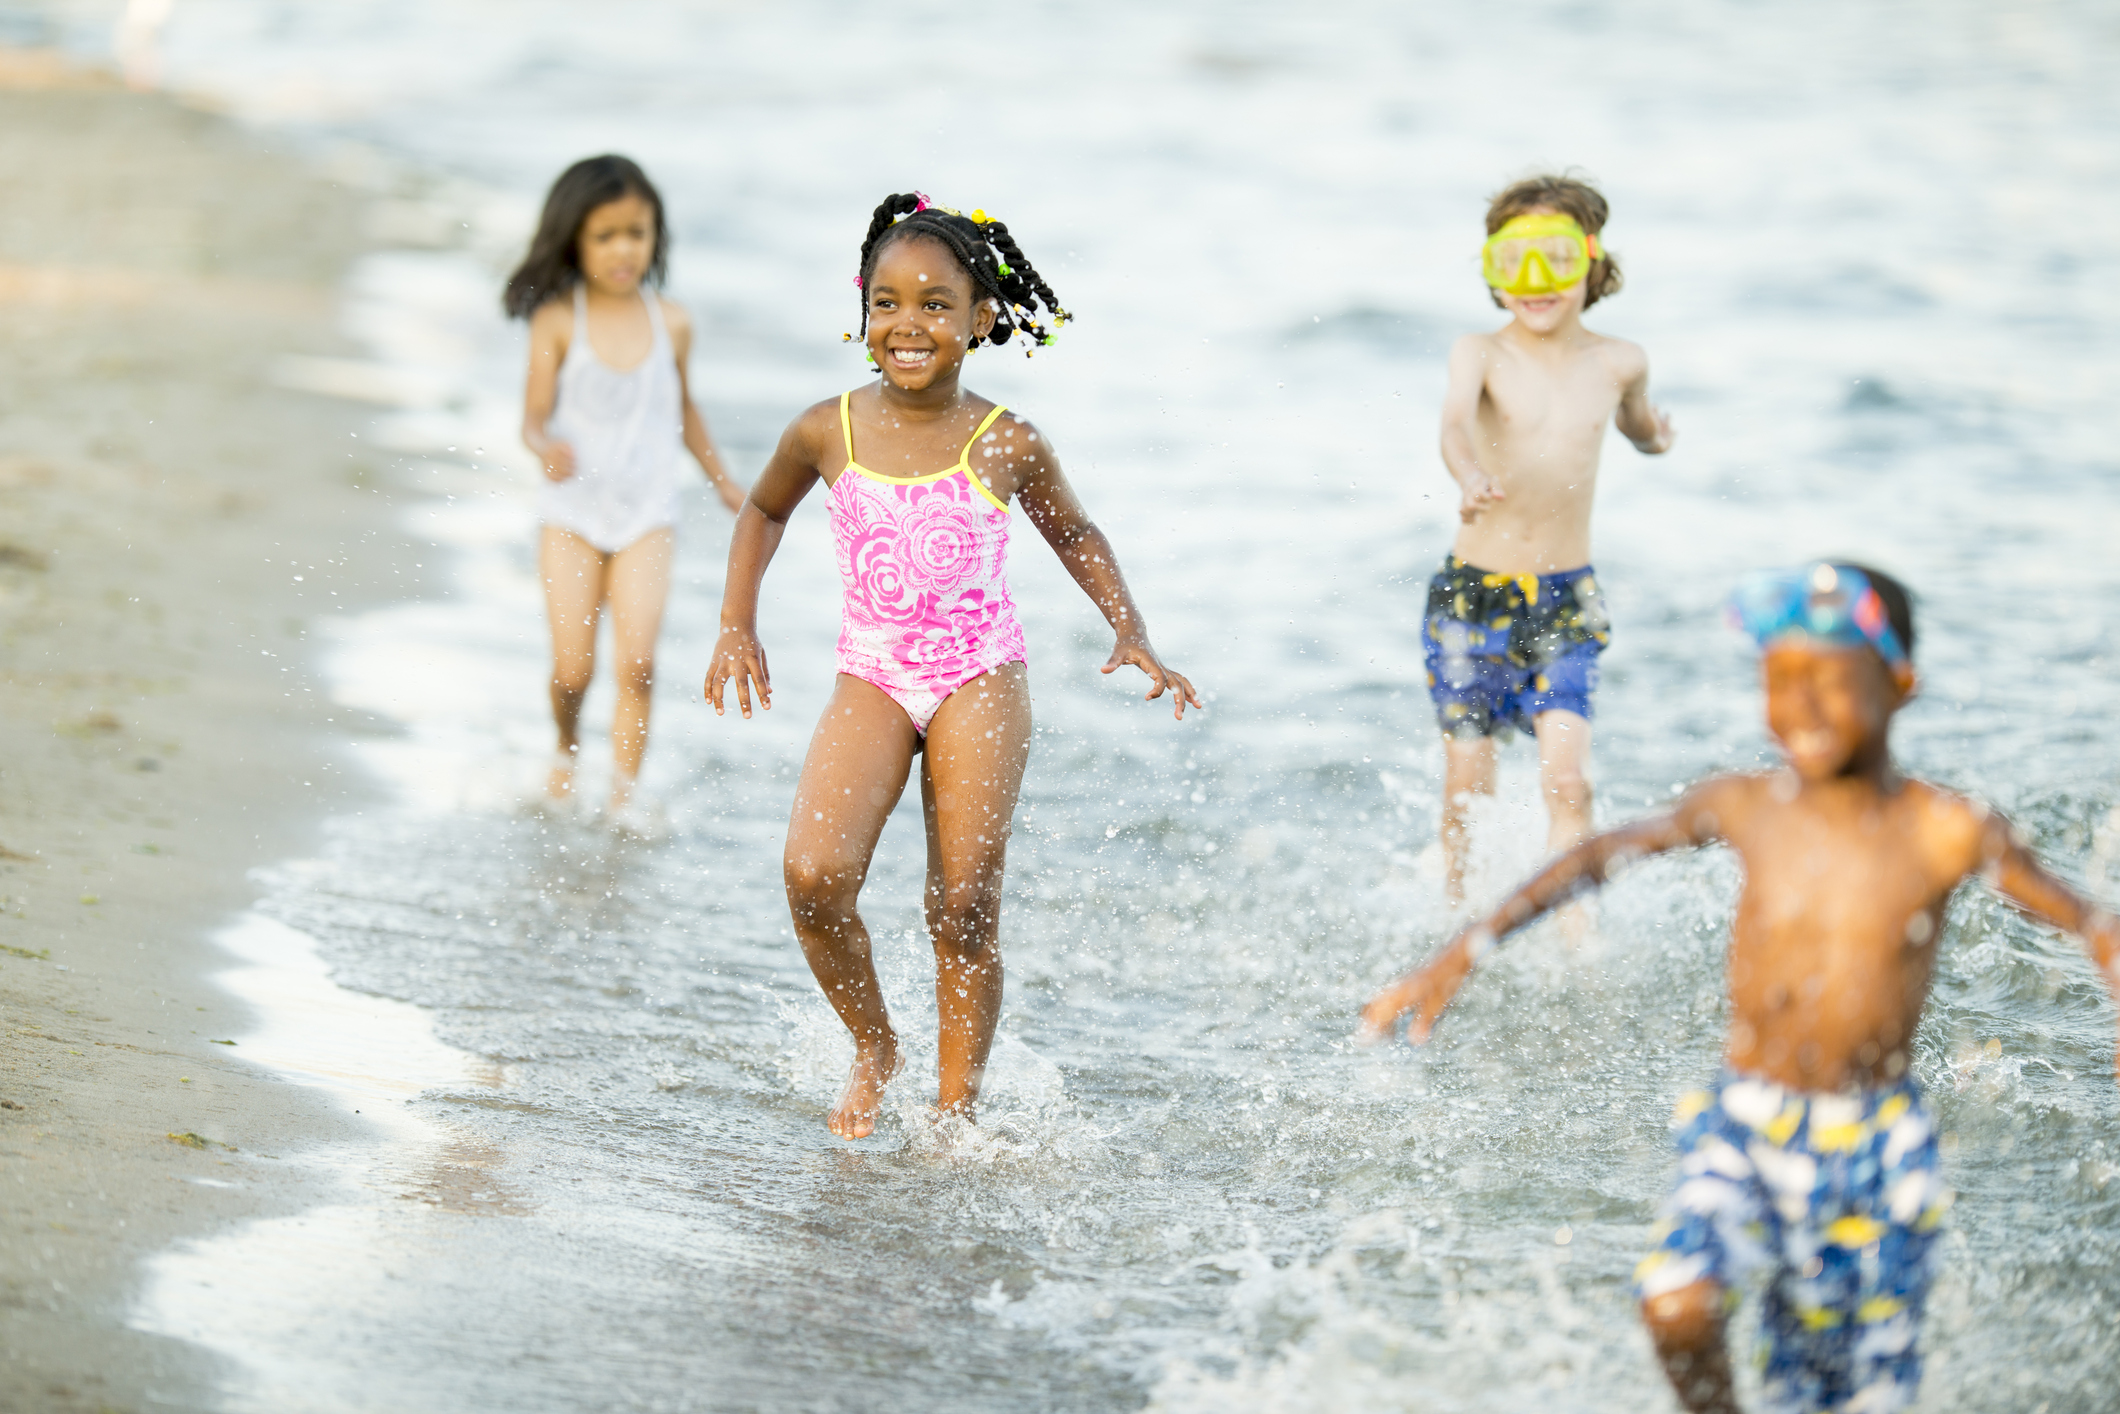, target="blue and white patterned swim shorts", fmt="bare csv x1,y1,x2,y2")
1633,1069,1951,1414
